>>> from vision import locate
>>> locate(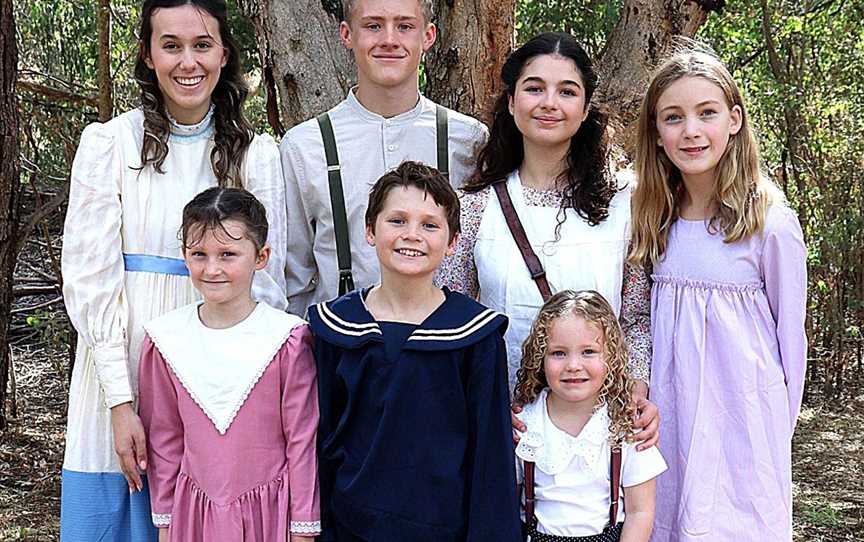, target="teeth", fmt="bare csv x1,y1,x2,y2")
396,249,423,257
176,76,204,86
